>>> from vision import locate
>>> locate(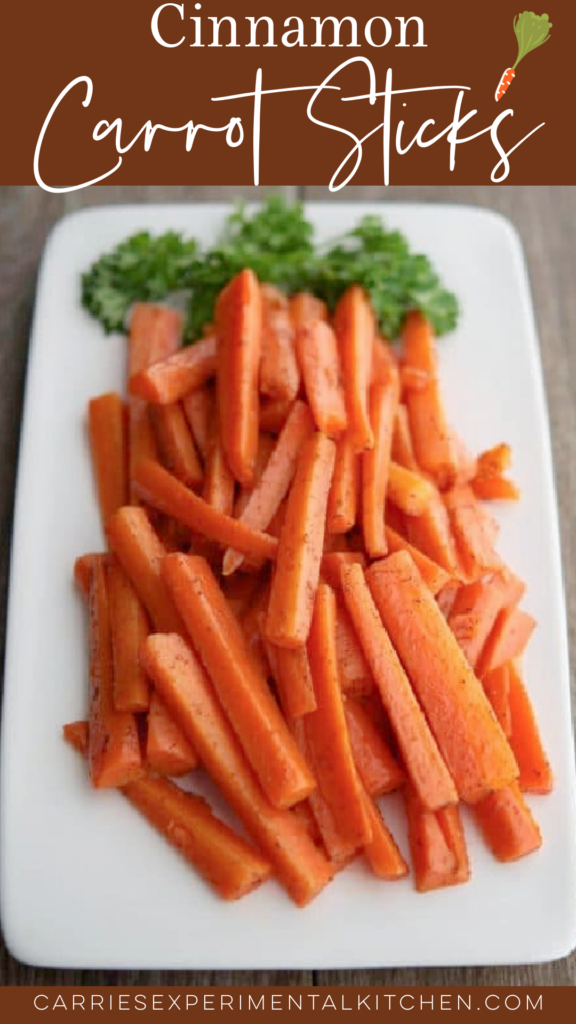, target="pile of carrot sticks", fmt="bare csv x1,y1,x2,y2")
67,270,552,905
